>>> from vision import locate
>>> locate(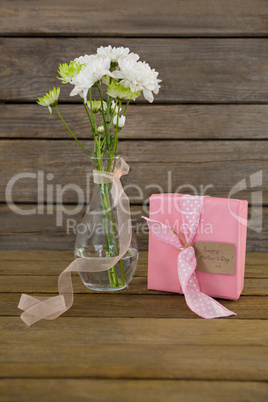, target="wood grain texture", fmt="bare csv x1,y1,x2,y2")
1,251,267,278
1,317,267,346
1,140,267,203
1,0,268,37
2,293,267,319
5,249,268,263
0,379,267,402
1,251,266,383
2,38,268,102
1,2,268,400
1,342,267,380
2,274,268,295
2,104,268,139
0,250,268,396
0,205,267,252
1,275,267,296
